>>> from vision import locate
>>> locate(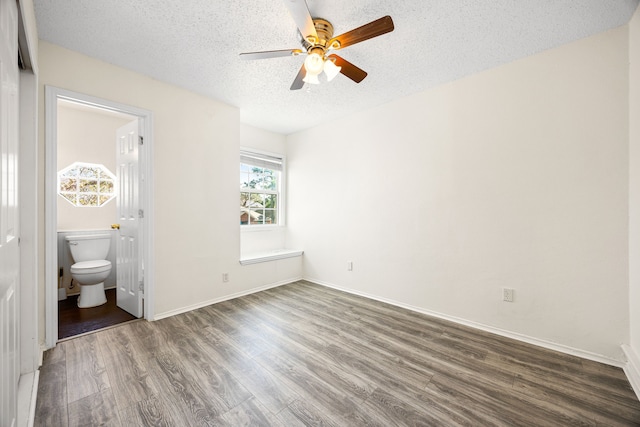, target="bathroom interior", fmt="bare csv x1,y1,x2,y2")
56,99,138,339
